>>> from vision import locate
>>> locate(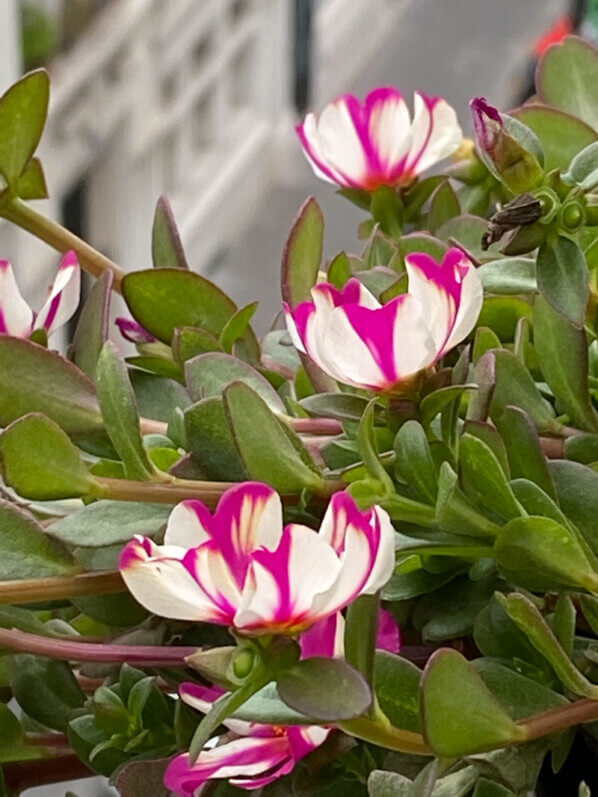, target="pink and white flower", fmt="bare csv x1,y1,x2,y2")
119,482,395,635
164,612,400,794
296,87,462,190
284,247,483,392
0,251,80,339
